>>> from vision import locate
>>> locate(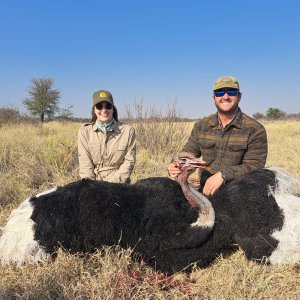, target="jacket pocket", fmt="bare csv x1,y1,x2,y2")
227,142,247,151
199,139,216,164
226,142,247,163
111,147,127,165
